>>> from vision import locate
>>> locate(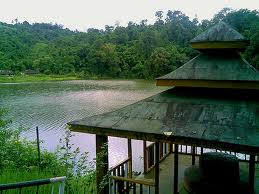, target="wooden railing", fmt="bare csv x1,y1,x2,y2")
110,157,132,178
144,142,171,173
109,157,131,194
171,144,259,163
109,142,258,194
109,157,155,194
110,176,155,194
144,143,259,173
